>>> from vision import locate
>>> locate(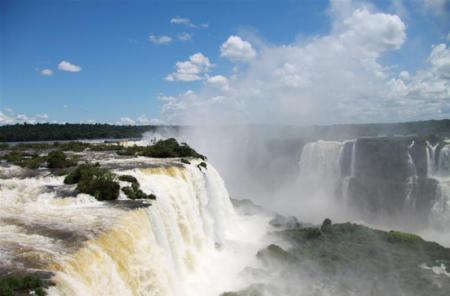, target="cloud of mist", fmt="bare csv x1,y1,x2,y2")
143,0,450,247
159,0,450,126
